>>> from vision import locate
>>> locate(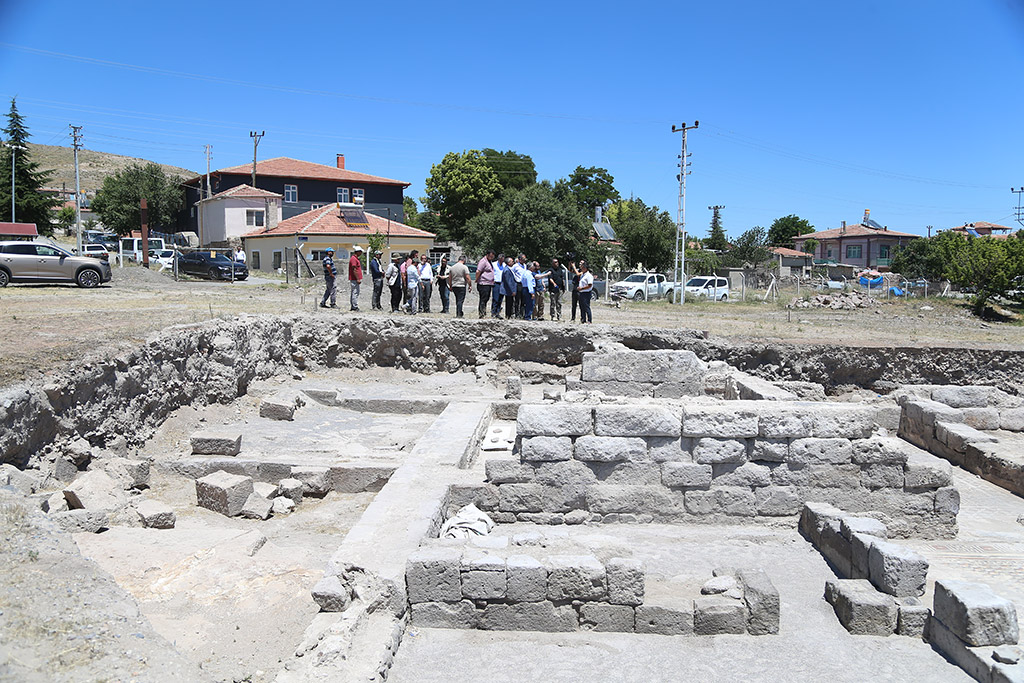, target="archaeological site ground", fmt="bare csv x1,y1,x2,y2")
2,273,1024,683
